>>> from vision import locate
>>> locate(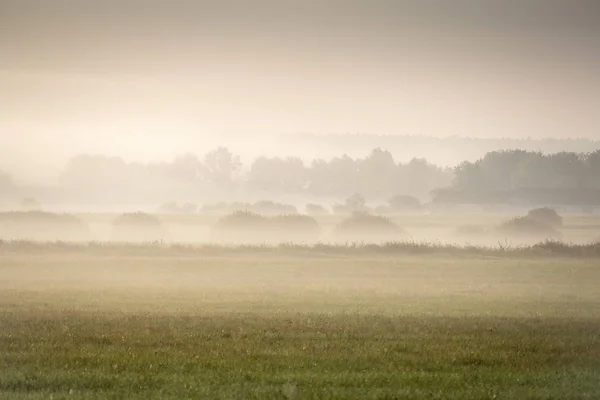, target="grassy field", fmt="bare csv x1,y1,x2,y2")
1,246,600,399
